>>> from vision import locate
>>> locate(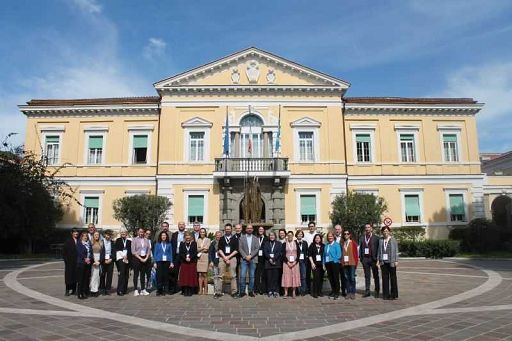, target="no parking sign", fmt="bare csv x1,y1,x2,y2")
383,217,393,227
